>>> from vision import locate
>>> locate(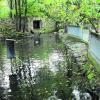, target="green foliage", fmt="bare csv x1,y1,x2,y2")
0,23,28,38
0,0,100,33
27,0,100,32
0,0,10,18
